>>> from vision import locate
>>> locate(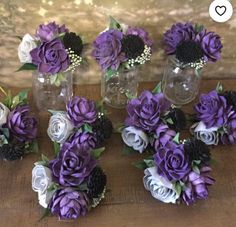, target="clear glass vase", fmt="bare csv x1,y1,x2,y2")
32,72,73,111
101,68,139,108
162,57,202,106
